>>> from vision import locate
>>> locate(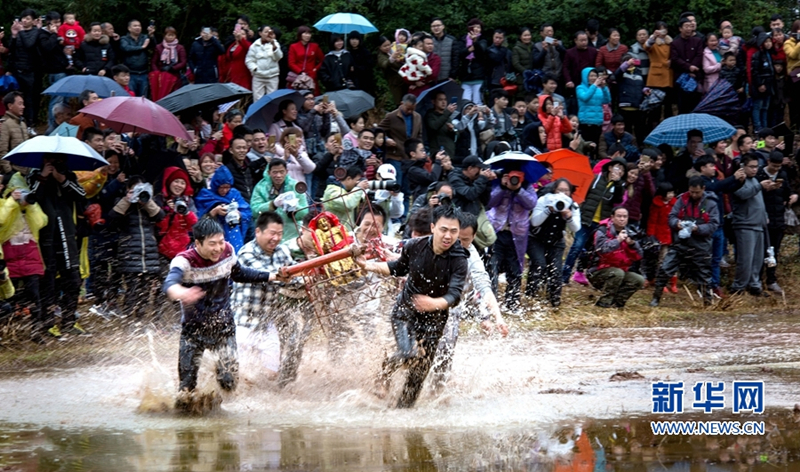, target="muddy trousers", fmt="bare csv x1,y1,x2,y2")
6,275,42,328
269,303,313,388
178,327,238,392
40,267,80,329
654,244,712,302
379,317,442,408
588,268,644,307
431,309,463,388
